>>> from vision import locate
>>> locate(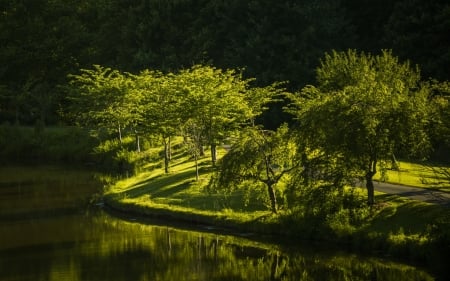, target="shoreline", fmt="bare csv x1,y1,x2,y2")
103,190,449,271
